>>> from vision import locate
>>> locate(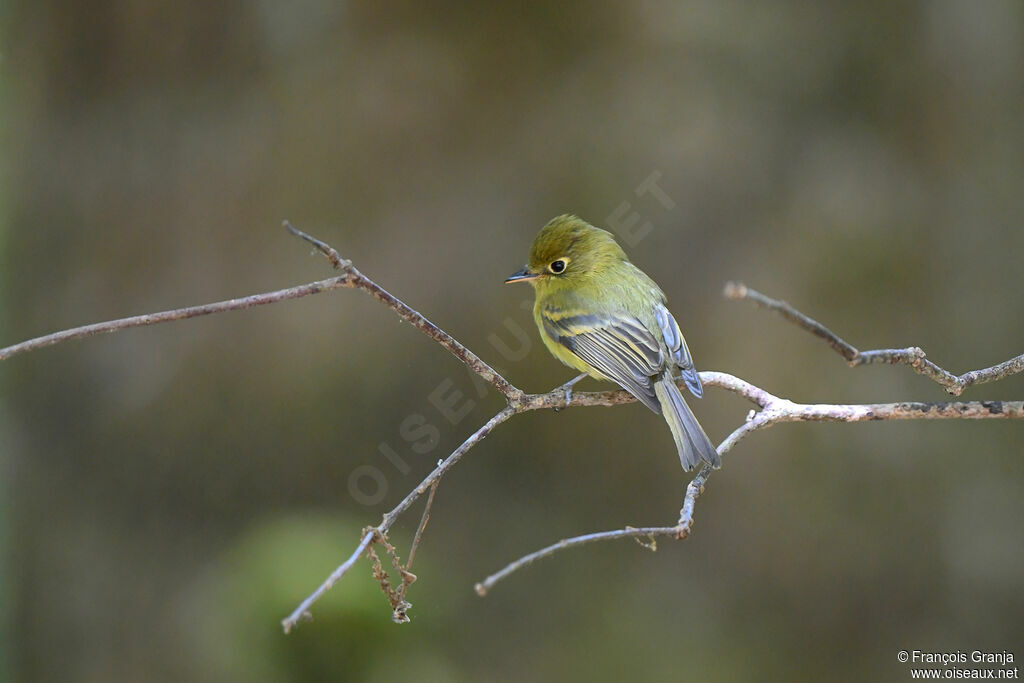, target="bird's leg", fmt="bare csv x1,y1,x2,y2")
556,373,588,409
